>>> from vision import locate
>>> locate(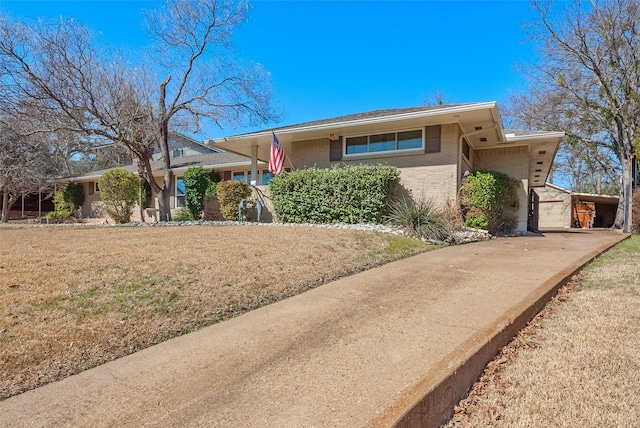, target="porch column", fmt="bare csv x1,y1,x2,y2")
251,144,258,186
